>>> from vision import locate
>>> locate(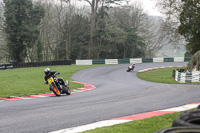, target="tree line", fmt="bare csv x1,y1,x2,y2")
0,0,195,63
157,0,200,56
